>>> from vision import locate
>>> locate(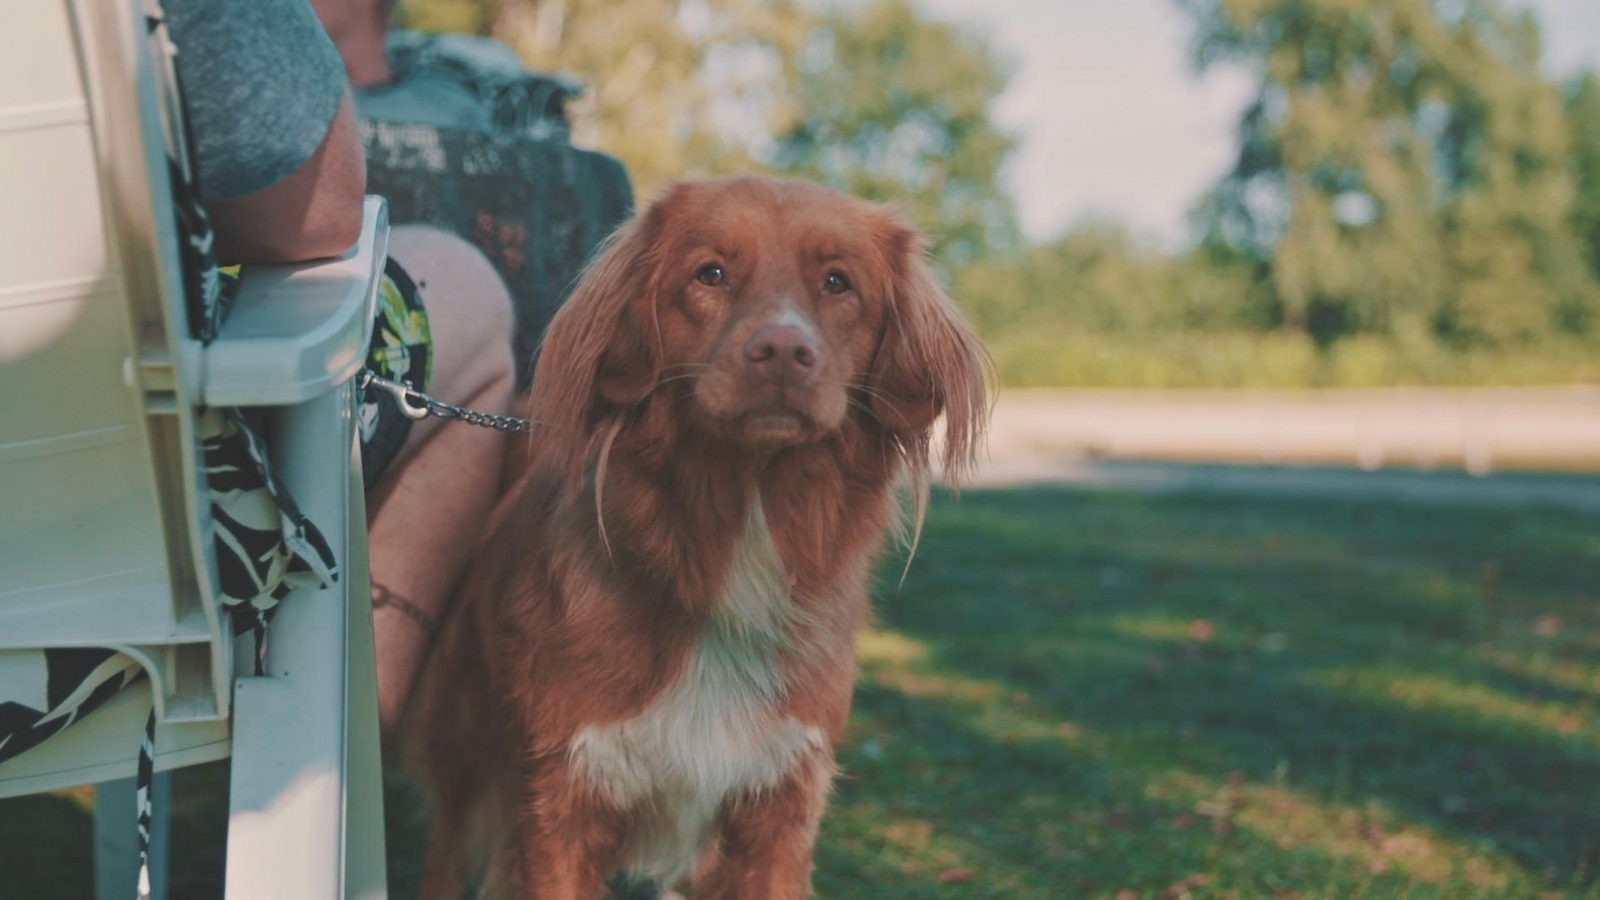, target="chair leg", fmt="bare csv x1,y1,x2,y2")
342,431,389,899
224,386,387,900
95,771,171,900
